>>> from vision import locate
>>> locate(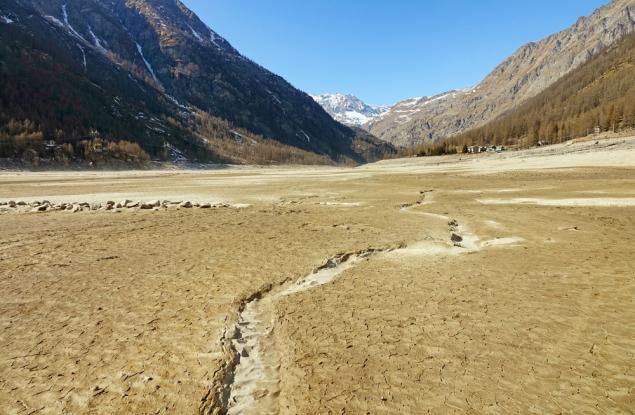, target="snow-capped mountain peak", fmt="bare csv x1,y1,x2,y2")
311,93,389,126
